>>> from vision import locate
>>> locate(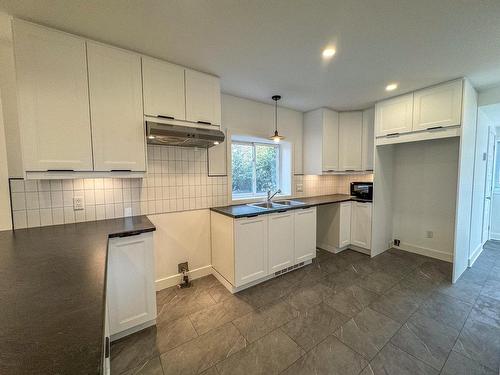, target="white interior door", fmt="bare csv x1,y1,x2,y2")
483,129,496,242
